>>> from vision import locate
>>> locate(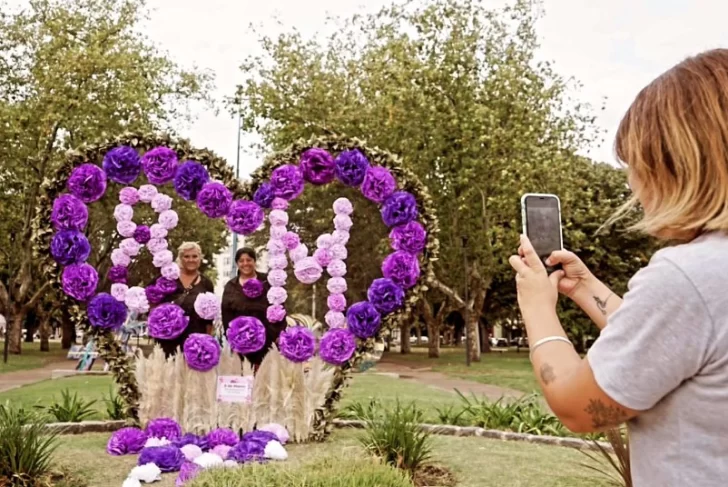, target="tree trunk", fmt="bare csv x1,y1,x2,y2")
8,311,23,354
427,320,440,358
465,310,479,362
415,324,422,346
61,307,75,349
399,321,411,354
39,316,51,352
